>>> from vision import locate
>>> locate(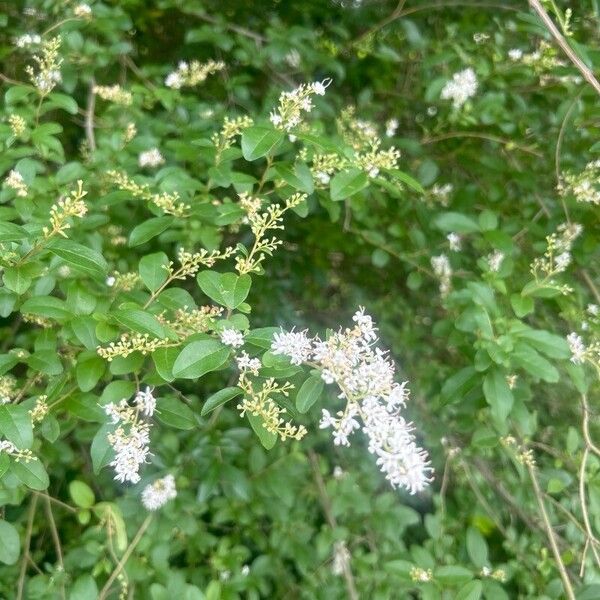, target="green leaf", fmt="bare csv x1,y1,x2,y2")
112,309,166,339
76,354,105,392
241,126,284,160
247,411,277,449
0,221,28,242
152,346,179,382
514,329,570,359
129,216,173,247
0,405,33,448
434,212,480,234
272,162,314,193
156,396,196,429
11,458,49,490
69,574,99,600
196,271,252,309
49,239,108,280
69,480,95,509
483,369,514,422
21,296,70,320
245,327,279,349
455,580,483,600
510,294,534,318
512,342,560,383
90,425,113,474
388,169,425,193
295,375,324,413
466,527,488,568
27,350,63,375
139,252,169,292
172,340,230,379
201,387,243,416
0,521,20,565
330,168,369,201
3,266,33,295
441,367,479,404
47,92,78,114
434,565,473,585
71,316,98,350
